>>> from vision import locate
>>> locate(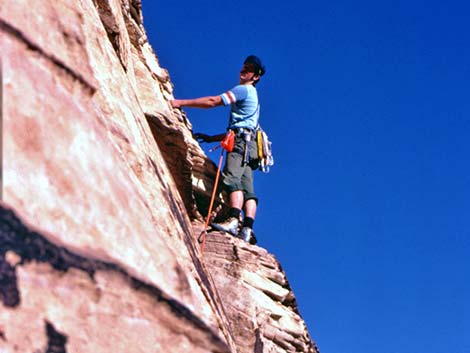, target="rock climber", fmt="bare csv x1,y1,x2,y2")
171,55,266,244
